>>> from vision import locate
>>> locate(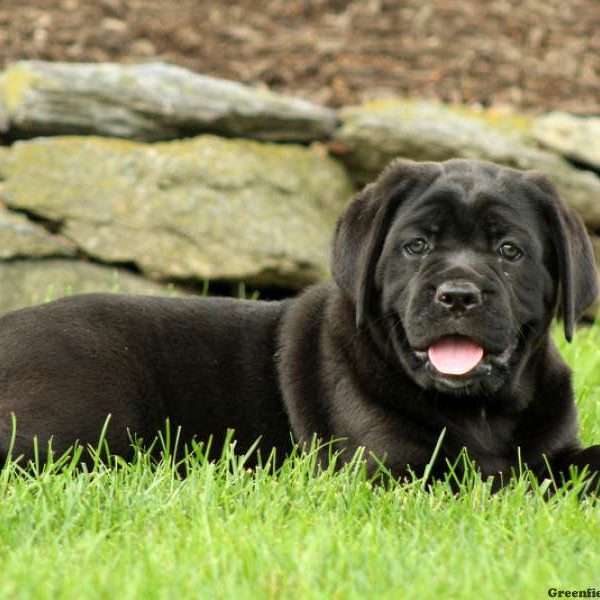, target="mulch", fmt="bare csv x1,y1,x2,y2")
0,0,599,115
